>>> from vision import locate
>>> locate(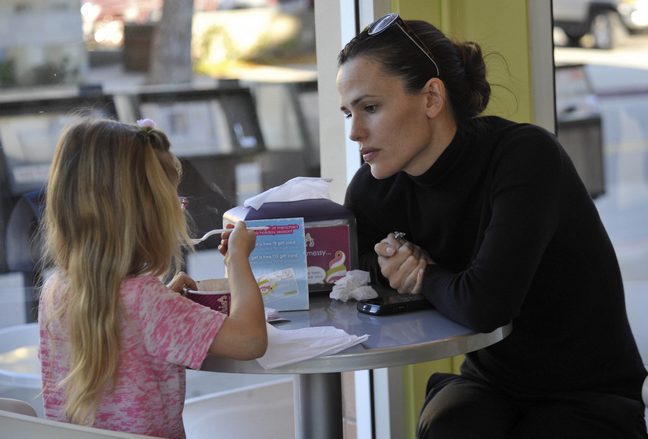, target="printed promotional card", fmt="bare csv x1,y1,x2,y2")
304,222,352,292
245,217,309,311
